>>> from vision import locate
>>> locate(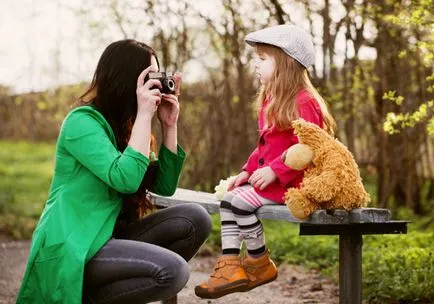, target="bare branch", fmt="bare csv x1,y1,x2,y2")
109,0,128,39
